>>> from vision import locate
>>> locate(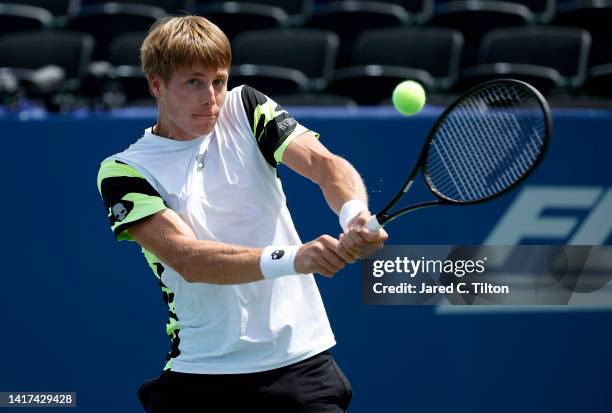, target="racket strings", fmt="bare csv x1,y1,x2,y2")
426,82,547,202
